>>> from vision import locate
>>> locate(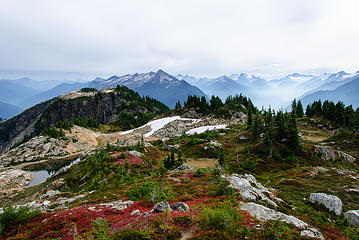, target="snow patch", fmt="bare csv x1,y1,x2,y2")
119,116,201,137
186,125,227,135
